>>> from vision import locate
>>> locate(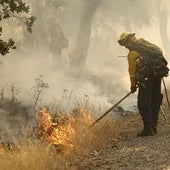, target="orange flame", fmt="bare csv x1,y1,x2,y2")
35,107,94,151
